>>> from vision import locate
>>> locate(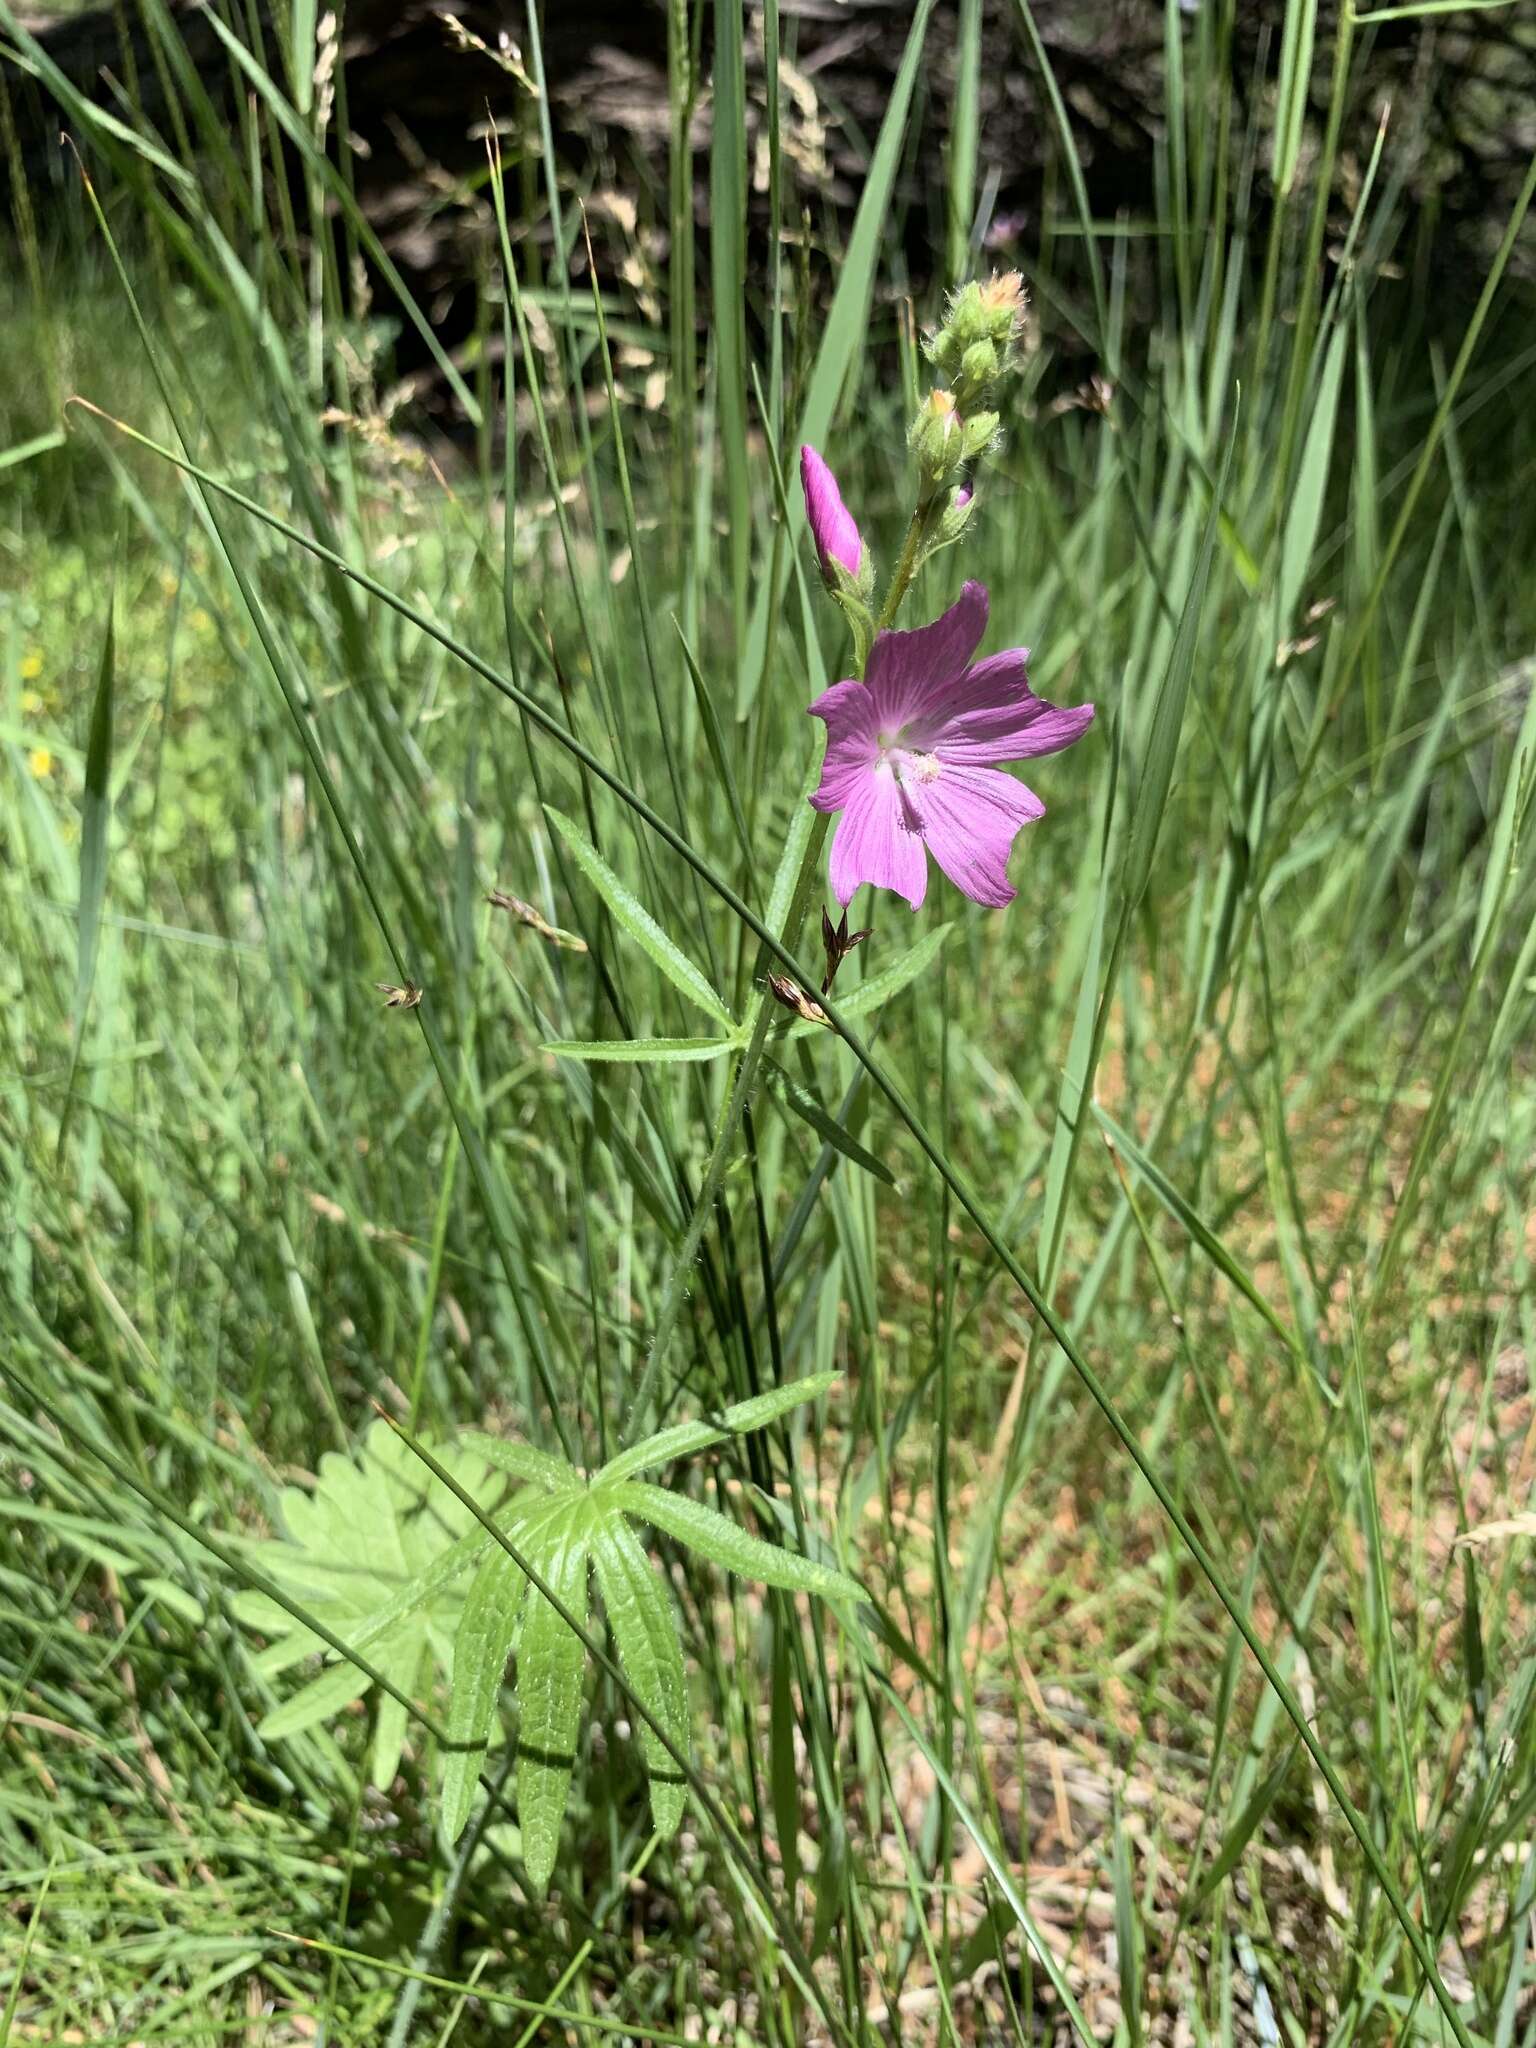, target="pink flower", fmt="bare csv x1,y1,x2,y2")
800,445,864,580
807,581,1093,910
